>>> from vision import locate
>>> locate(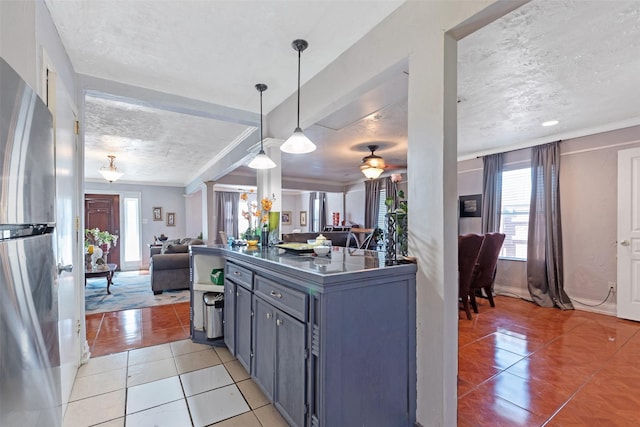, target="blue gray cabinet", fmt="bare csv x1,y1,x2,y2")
191,245,416,427
273,307,305,426
223,278,235,354
252,296,275,401
224,261,253,372
252,291,306,427
235,284,252,372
